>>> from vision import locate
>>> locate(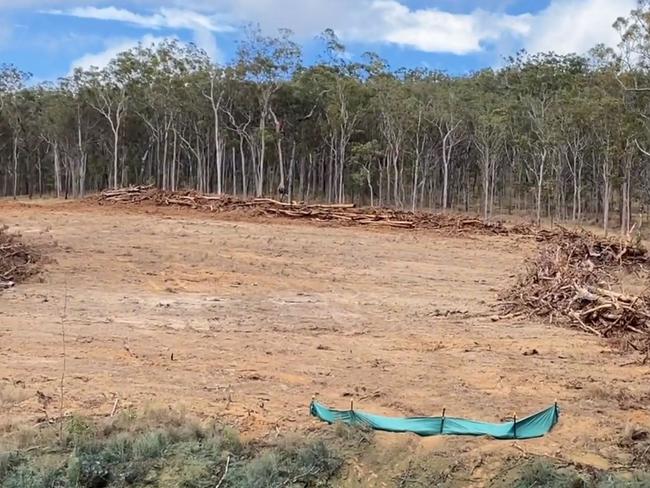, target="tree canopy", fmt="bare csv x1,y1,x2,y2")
3,4,650,233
